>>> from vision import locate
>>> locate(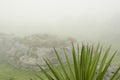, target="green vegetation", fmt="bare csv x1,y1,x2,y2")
37,43,120,80
0,61,37,80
